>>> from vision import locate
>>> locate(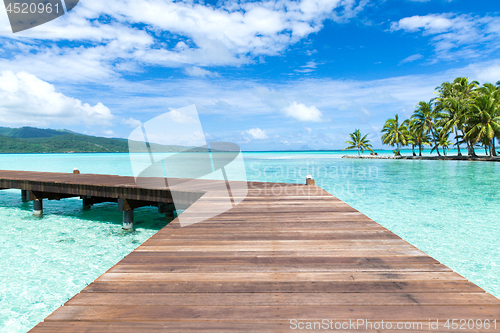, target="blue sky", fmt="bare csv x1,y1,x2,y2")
0,0,499,150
